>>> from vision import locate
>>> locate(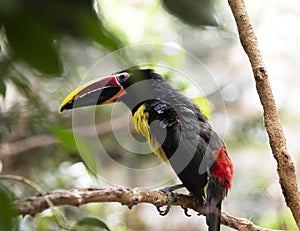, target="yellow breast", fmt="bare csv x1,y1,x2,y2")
132,104,168,162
